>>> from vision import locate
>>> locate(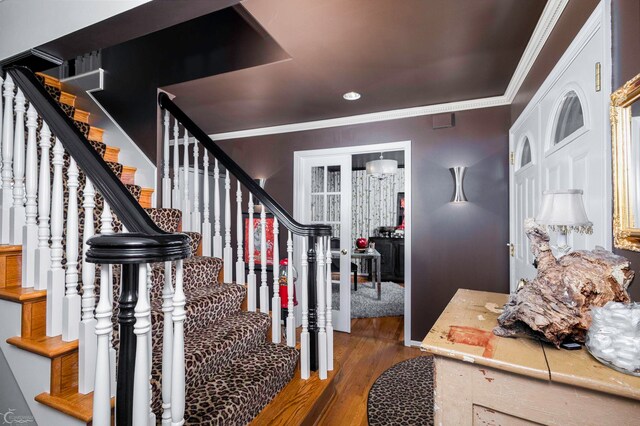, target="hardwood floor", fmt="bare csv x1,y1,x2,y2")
317,316,421,425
